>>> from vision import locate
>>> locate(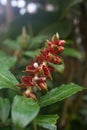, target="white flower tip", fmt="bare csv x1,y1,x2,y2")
33,62,38,68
